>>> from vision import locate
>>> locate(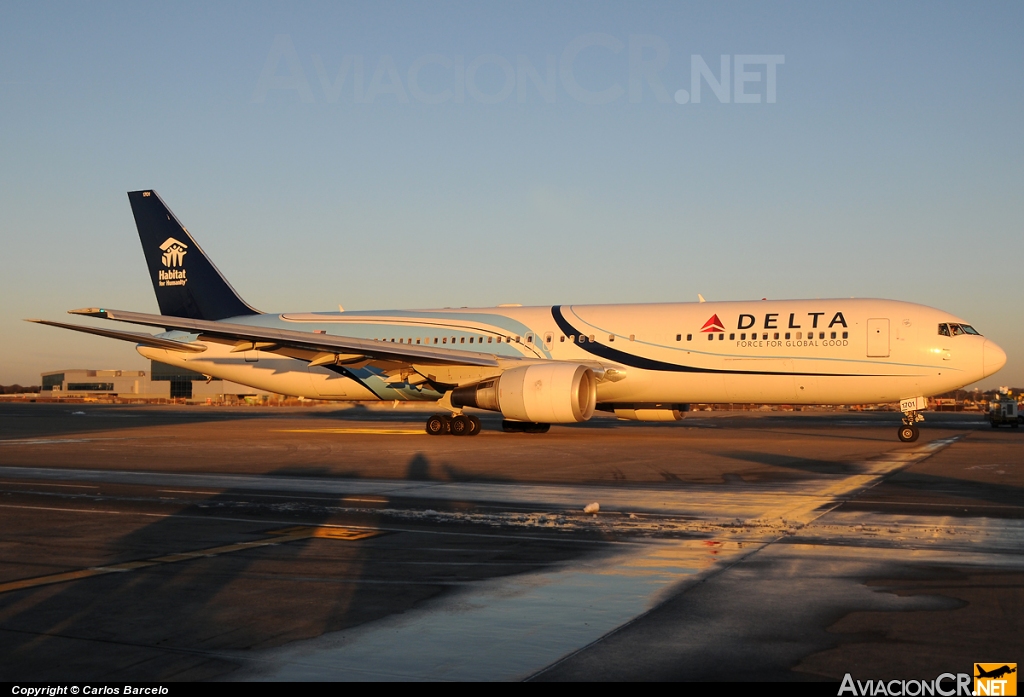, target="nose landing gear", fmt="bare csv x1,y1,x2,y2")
898,411,924,442
897,396,927,442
